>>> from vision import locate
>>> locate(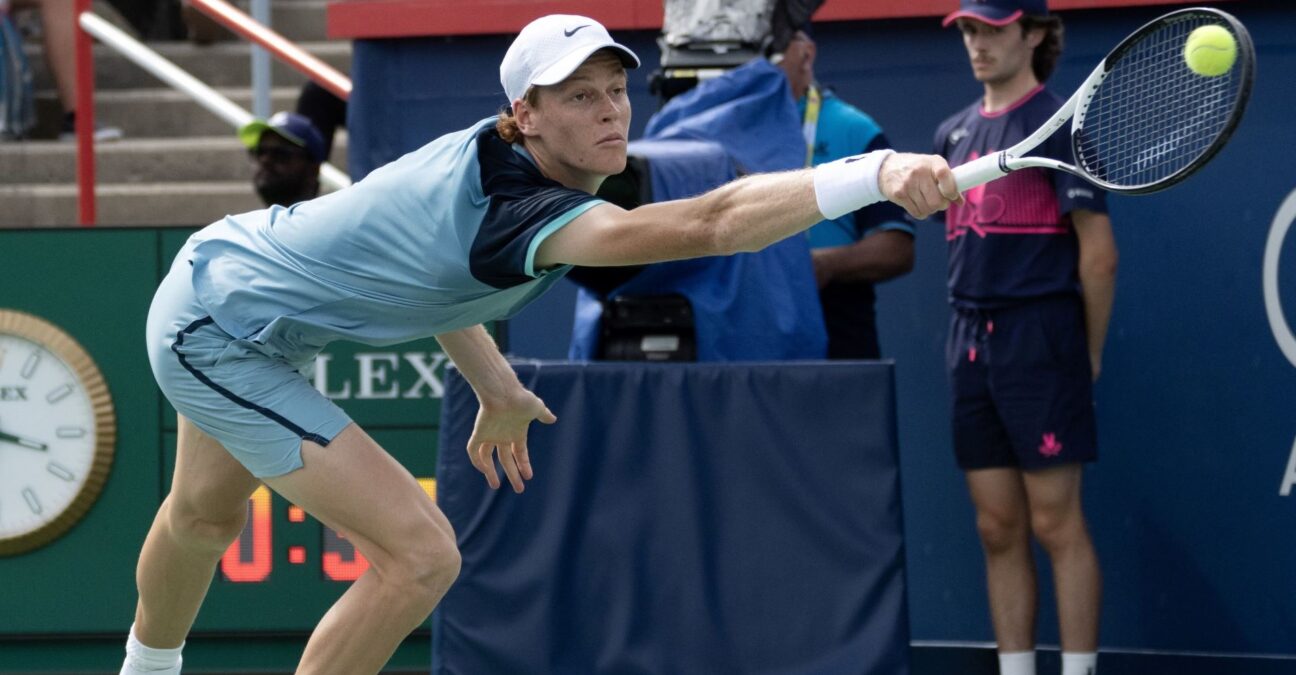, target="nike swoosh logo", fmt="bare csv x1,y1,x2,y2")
564,25,591,37
844,155,865,163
